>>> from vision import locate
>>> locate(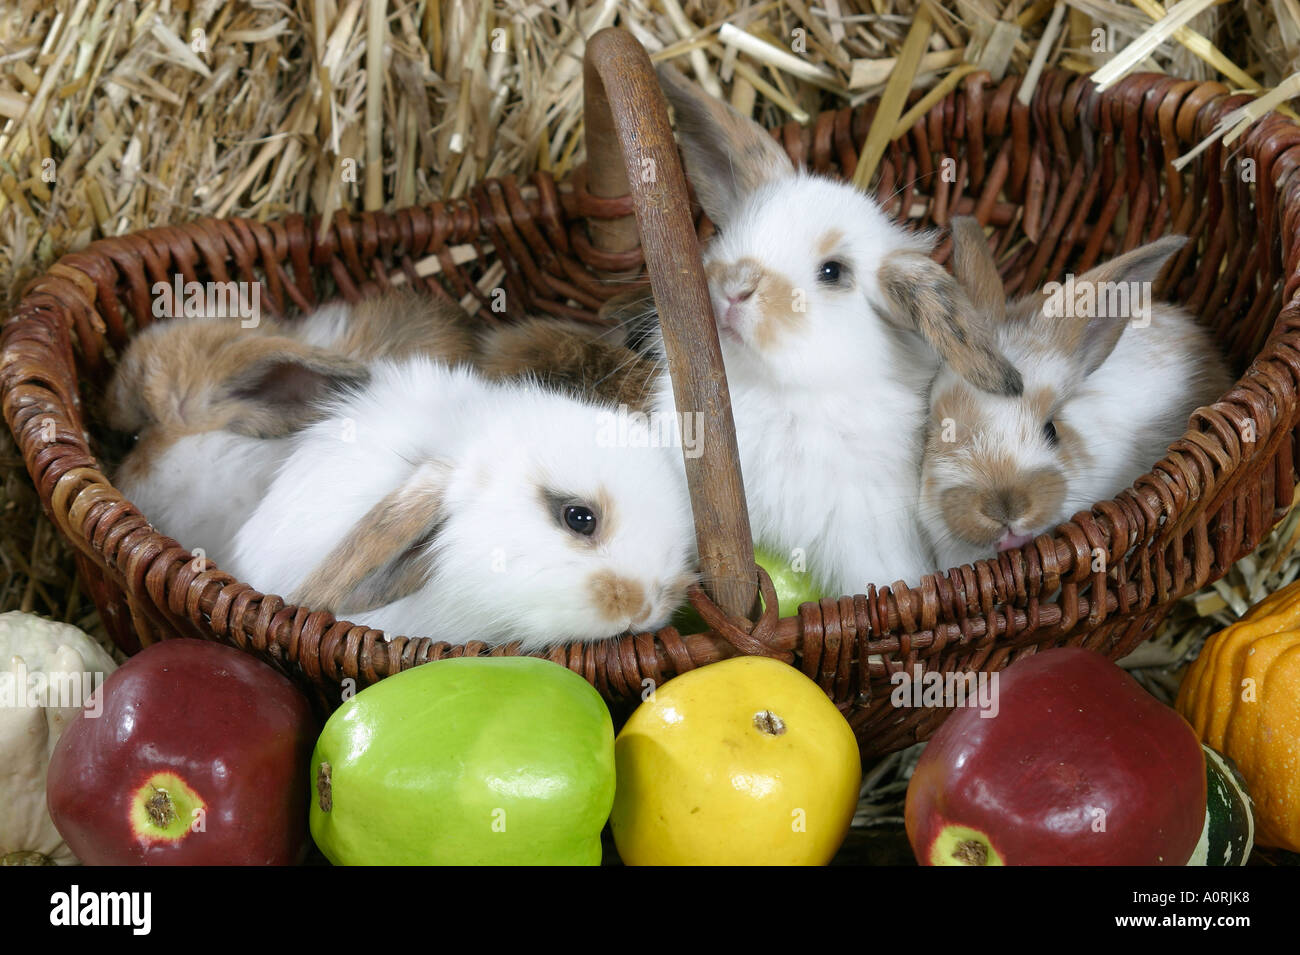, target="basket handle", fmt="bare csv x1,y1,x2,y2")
582,28,759,622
